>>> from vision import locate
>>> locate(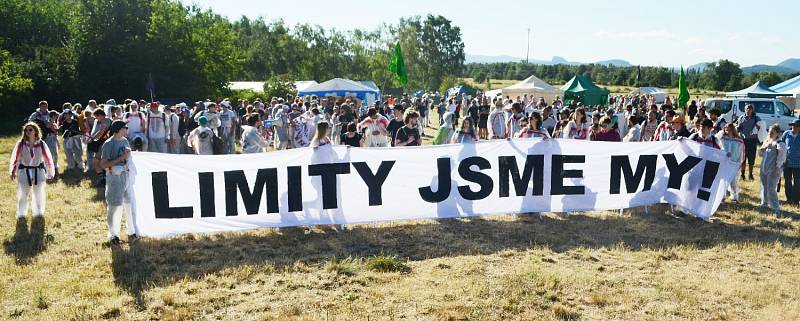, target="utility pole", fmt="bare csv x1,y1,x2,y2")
526,27,530,64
